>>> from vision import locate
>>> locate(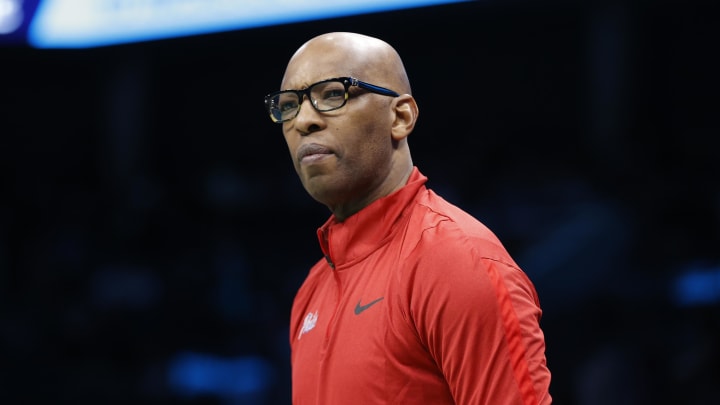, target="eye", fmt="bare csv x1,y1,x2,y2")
276,93,299,112
279,100,299,112
320,88,345,100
